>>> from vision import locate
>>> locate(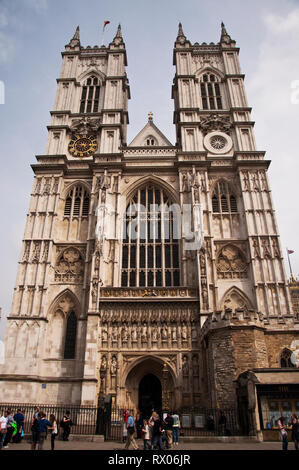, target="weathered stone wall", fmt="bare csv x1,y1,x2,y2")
264,332,299,367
